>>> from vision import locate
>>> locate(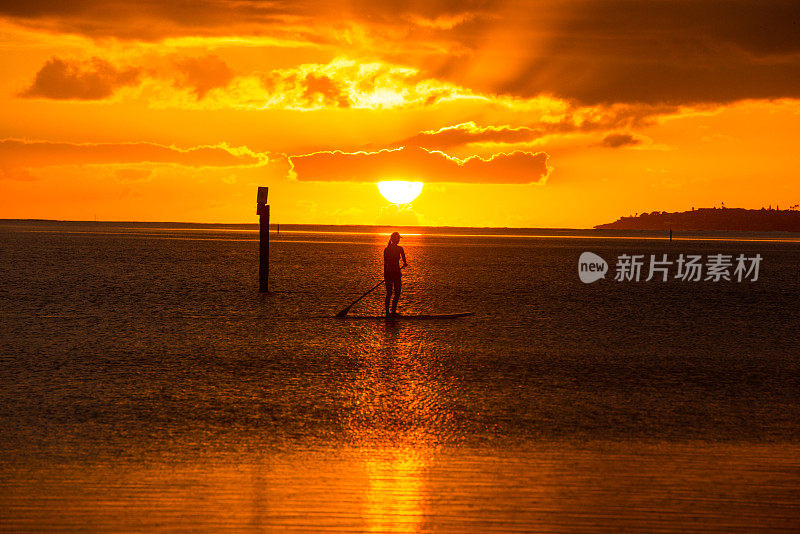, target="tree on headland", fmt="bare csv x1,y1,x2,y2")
595,205,800,231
